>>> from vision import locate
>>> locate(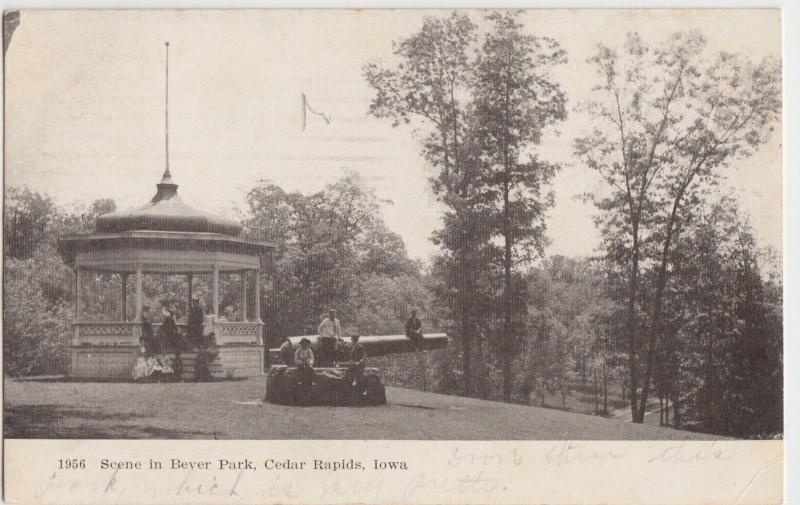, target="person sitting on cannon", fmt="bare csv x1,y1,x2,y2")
346,333,367,394
317,309,343,366
294,337,315,399
405,308,424,352
278,337,295,366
